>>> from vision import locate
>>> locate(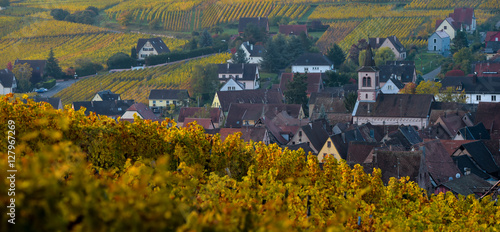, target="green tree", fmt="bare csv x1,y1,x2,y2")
343,92,357,113
199,29,213,47
210,26,224,35
131,46,137,59
85,6,99,15
0,0,9,7
324,70,349,87
232,47,248,64
50,9,70,21
453,47,473,74
106,52,135,70
189,64,219,105
287,35,305,60
12,63,33,92
326,43,346,68
452,30,468,53
284,73,308,111
148,18,161,30
374,47,395,66
243,23,266,44
74,58,103,76
262,34,291,72
416,80,441,95
44,48,64,80
437,86,466,103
